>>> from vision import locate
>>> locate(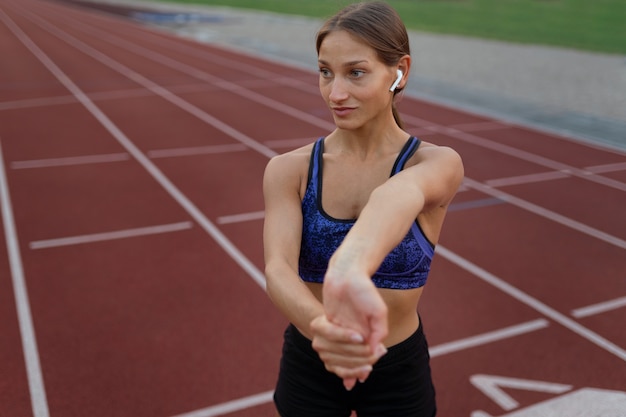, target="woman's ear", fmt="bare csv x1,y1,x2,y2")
396,55,411,90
